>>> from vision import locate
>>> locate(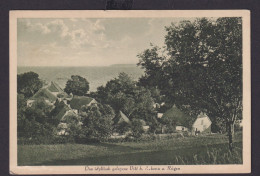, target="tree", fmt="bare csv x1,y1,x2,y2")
93,72,135,106
18,72,43,98
130,119,144,138
19,98,54,141
93,72,156,123
129,86,155,122
137,45,167,89
148,117,160,134
138,18,242,151
28,98,53,123
80,103,115,141
58,114,82,141
17,94,27,137
64,75,89,96
114,121,131,135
